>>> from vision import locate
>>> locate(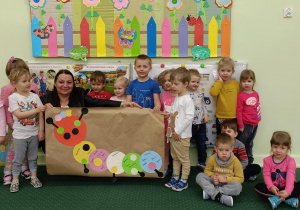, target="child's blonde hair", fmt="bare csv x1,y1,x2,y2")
240,69,256,83
217,57,235,72
90,71,106,84
6,57,29,77
271,131,291,149
114,76,129,88
189,69,201,78
170,67,191,84
157,69,174,86
215,133,233,147
134,54,152,67
9,68,30,83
